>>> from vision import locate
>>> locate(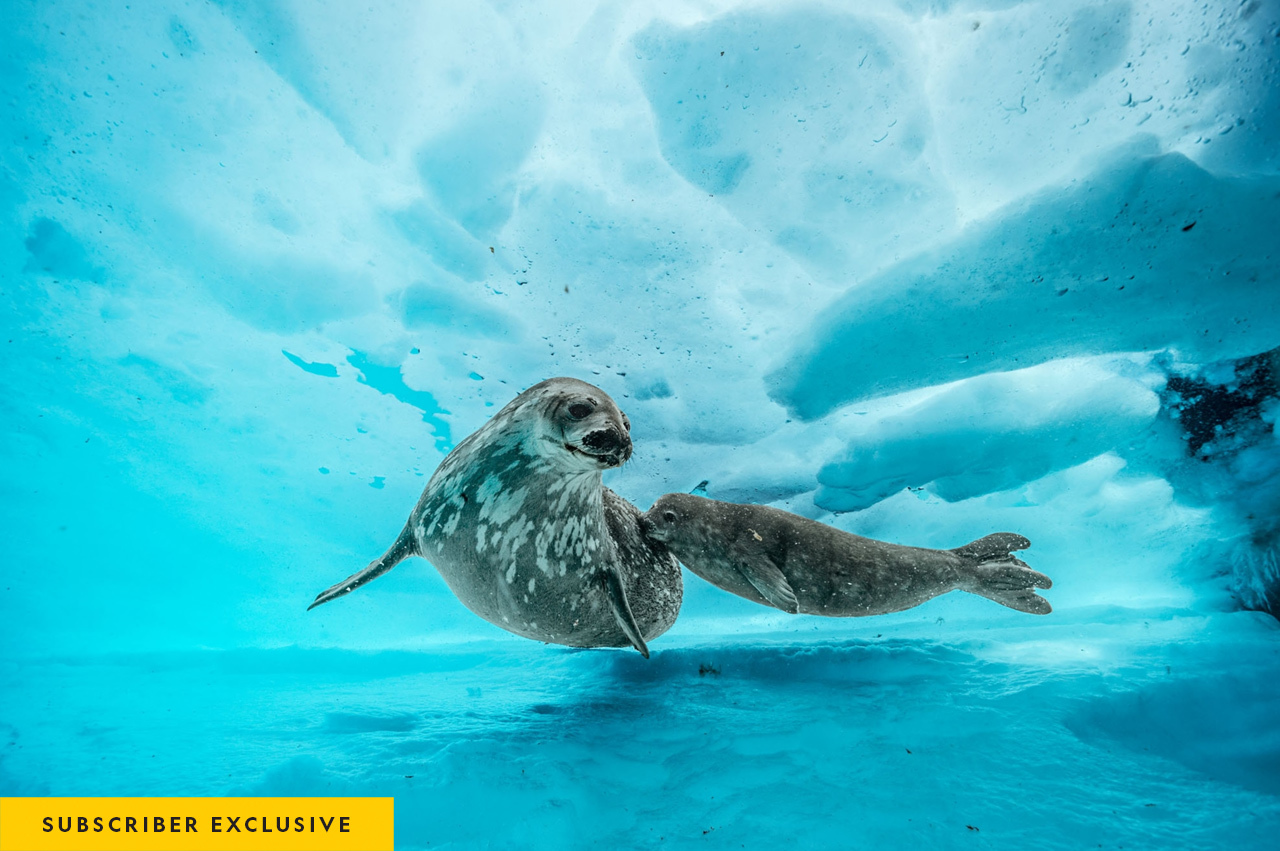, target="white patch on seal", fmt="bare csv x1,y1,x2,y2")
442,511,463,536
475,474,503,504
478,477,528,527
496,516,534,564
